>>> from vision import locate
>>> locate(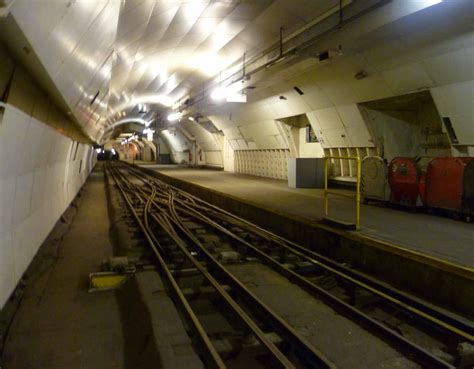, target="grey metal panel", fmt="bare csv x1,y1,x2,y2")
288,157,325,188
